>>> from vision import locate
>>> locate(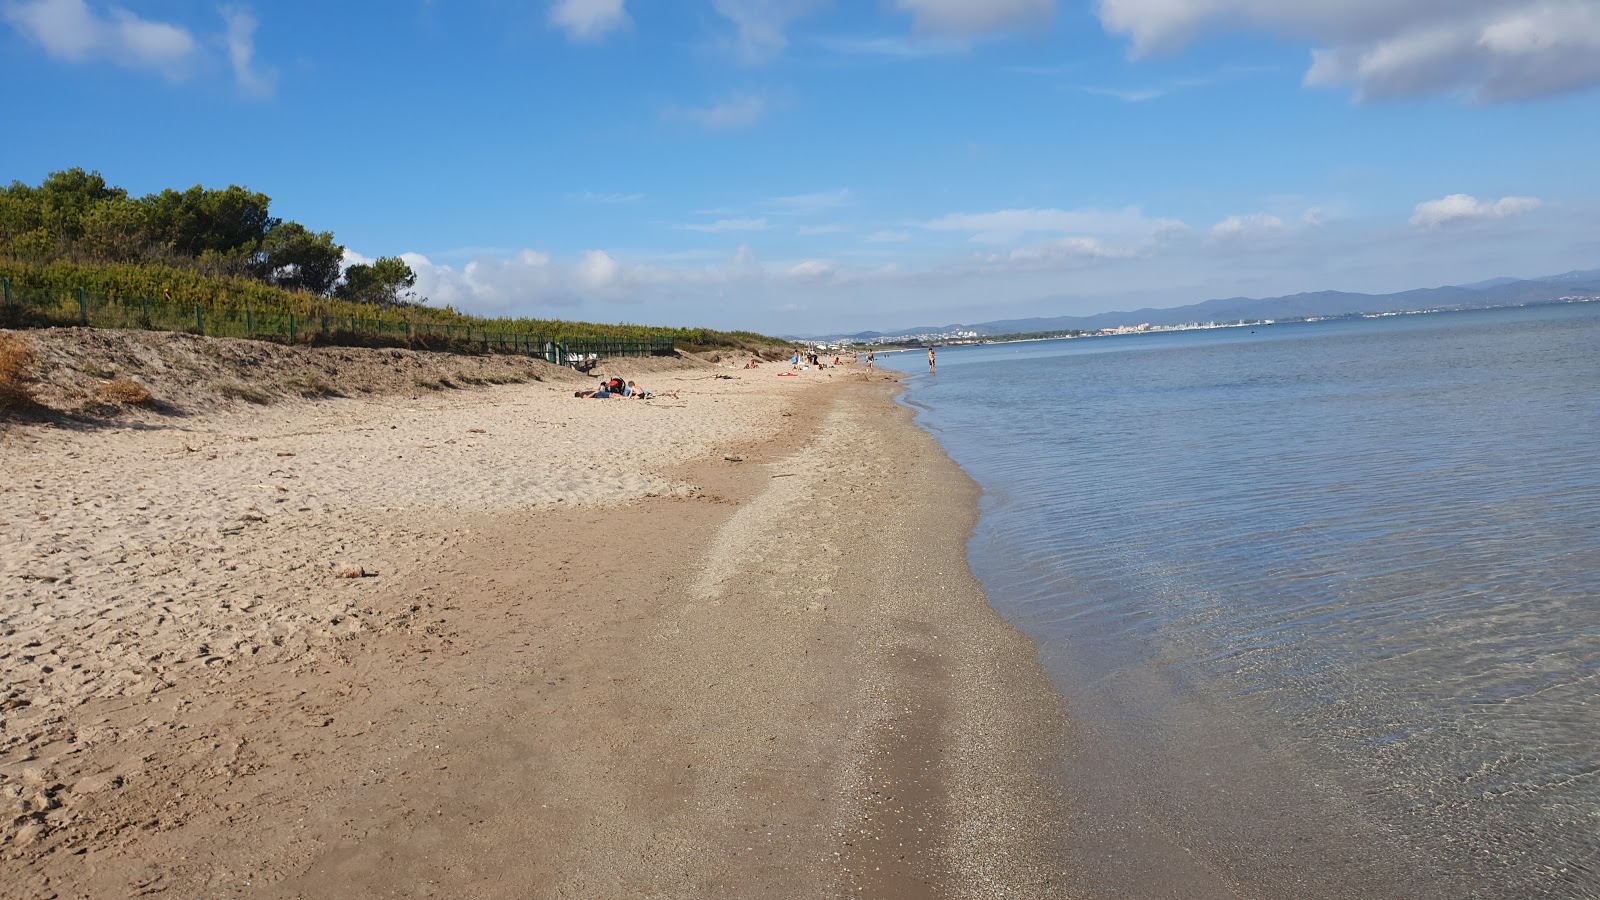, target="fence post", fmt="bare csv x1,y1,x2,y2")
2,277,10,312
289,313,296,343
246,309,253,335
77,287,89,325
141,297,149,325
195,304,204,335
